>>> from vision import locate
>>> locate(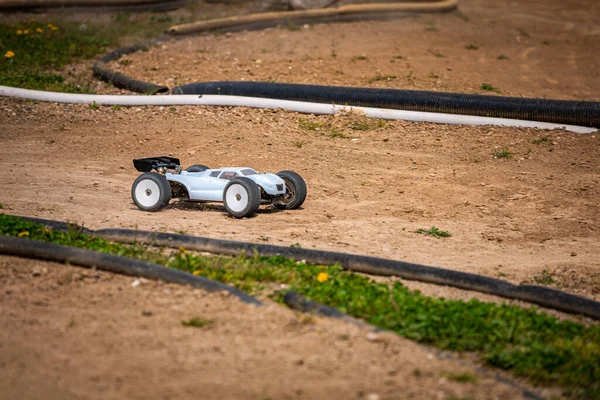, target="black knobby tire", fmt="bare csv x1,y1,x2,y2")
131,172,172,212
275,170,307,210
186,164,210,173
223,177,261,218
